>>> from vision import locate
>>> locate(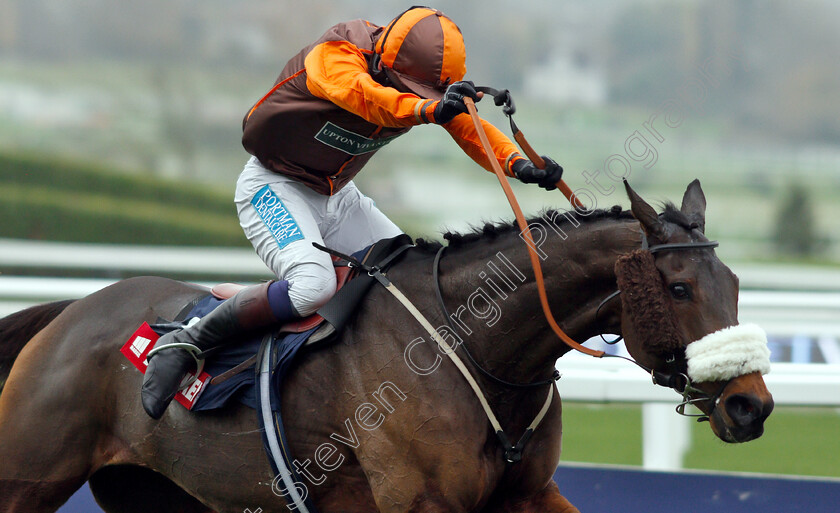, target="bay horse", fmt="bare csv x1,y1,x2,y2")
0,180,773,513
